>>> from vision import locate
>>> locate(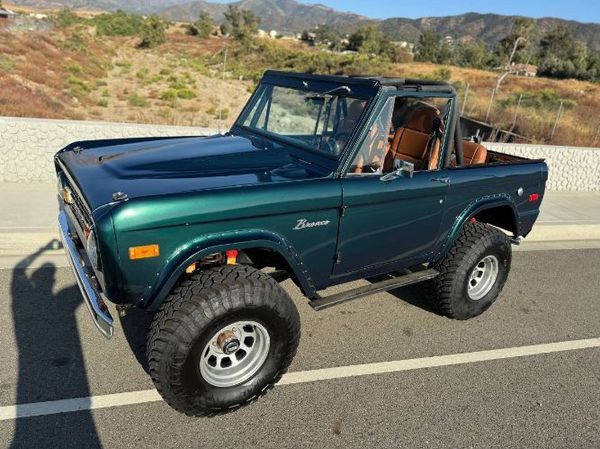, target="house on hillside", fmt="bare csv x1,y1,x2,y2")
0,7,17,20
510,63,538,77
